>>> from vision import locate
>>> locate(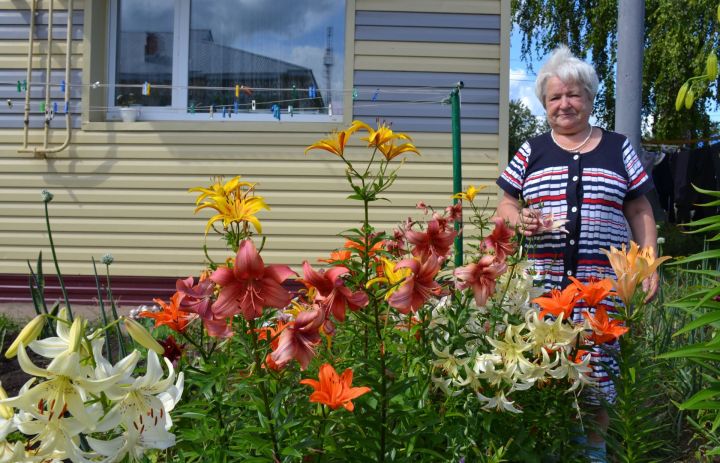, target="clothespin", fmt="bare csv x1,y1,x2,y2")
60,80,65,92
234,100,238,114
328,103,332,116
53,102,58,113
251,100,256,111
222,106,226,118
309,85,316,98
63,101,69,113
371,88,380,102
6,99,12,109
235,84,240,98
91,81,100,89
288,105,294,117
291,84,298,100
189,103,196,114
39,101,45,112
141,82,151,96
352,88,358,100
22,80,27,91
209,105,214,119
49,107,54,121
240,85,252,96
16,81,21,93
271,104,280,120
